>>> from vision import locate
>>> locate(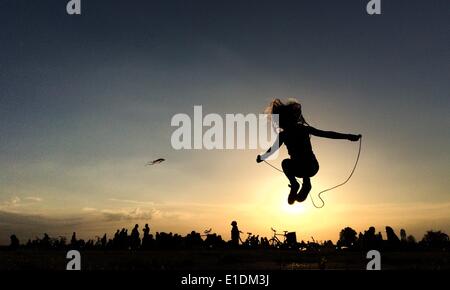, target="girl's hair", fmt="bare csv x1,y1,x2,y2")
265,98,307,128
